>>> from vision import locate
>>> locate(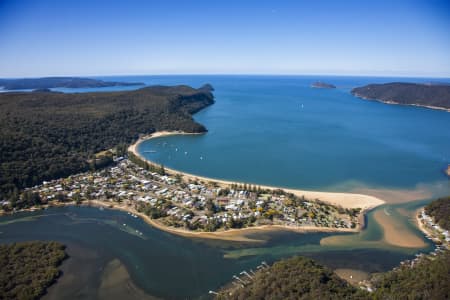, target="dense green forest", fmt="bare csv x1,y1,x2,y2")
351,82,450,109
217,251,450,300
0,241,67,299
0,77,143,90
0,85,214,201
217,256,367,300
425,196,450,230
370,250,450,299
